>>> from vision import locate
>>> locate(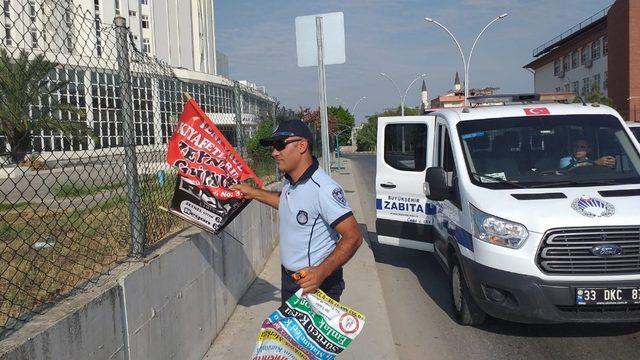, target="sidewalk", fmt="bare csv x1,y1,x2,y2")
203,157,398,359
